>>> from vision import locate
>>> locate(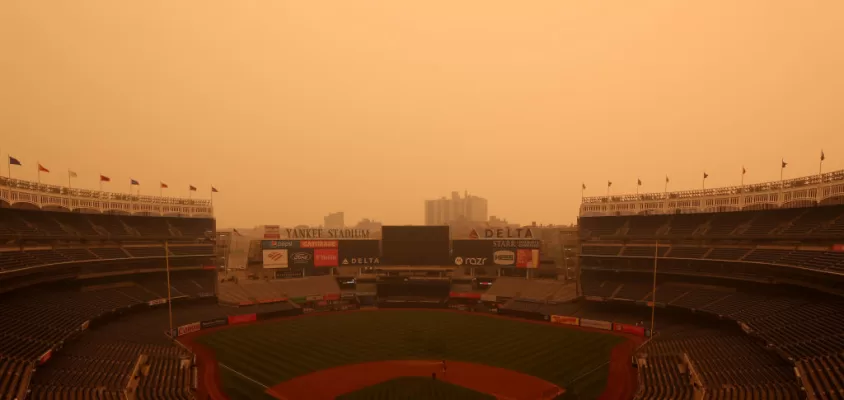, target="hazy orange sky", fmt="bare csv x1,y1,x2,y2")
1,1,842,228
